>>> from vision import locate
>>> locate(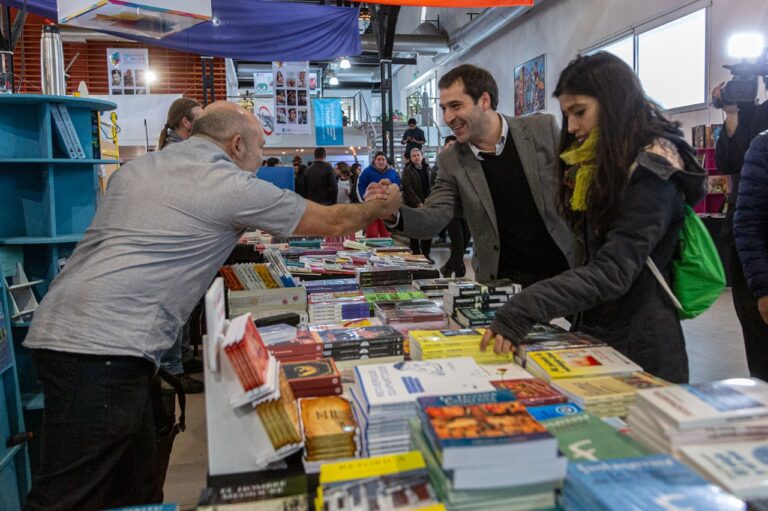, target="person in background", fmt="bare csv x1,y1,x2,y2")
358,151,402,238
402,148,434,262
157,97,205,393
266,157,280,167
349,162,362,203
713,81,768,381
479,53,706,384
733,130,768,379
336,162,353,204
401,117,426,161
157,97,202,150
303,147,338,205
434,134,470,277
22,101,402,511
294,163,307,198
